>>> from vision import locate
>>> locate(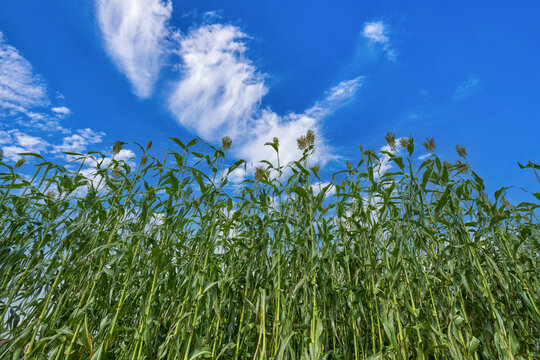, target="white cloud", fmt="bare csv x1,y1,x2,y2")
0,32,108,164
0,130,11,144
0,32,73,132
0,32,49,113
114,148,136,163
363,22,389,44
1,145,27,162
0,129,49,161
0,127,106,163
93,2,363,168
52,128,105,155
20,112,68,133
453,74,482,100
236,110,322,167
236,78,362,167
168,24,268,140
96,0,173,98
51,106,71,116
306,78,363,119
12,131,48,151
362,21,396,60
168,24,362,168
